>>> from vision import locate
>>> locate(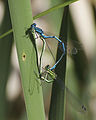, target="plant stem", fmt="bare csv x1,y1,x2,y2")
8,0,45,120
